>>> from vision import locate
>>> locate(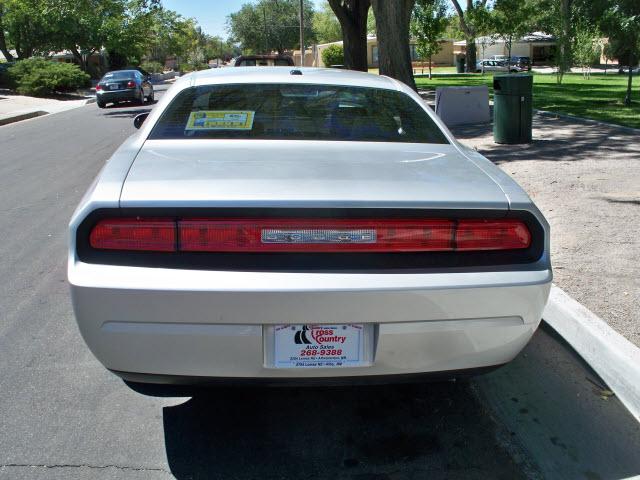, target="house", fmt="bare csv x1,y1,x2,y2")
454,32,556,64
295,35,455,68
